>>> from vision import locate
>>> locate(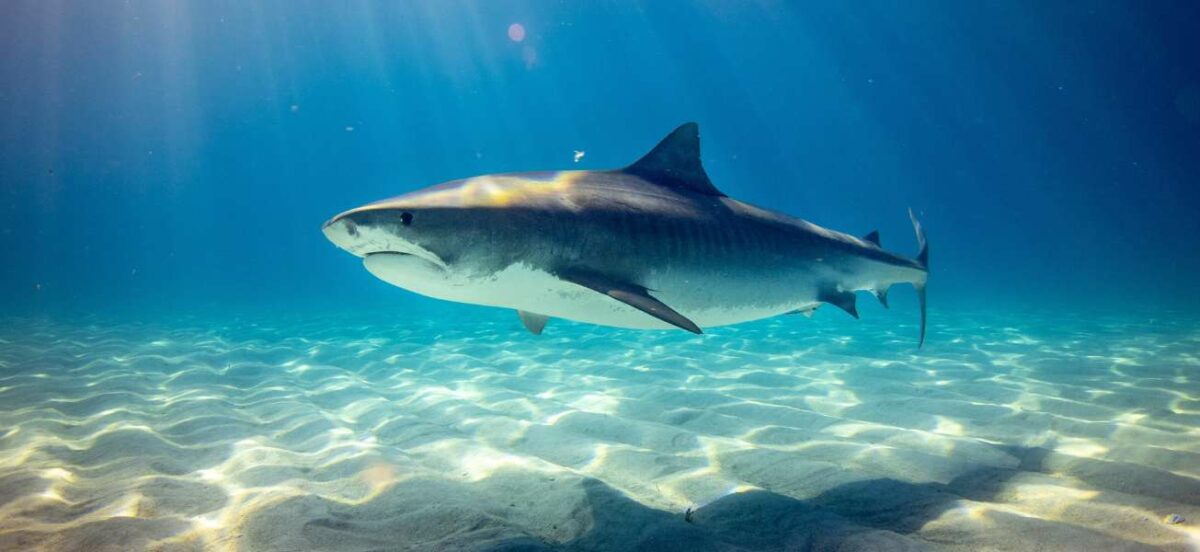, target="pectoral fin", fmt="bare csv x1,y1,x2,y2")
558,270,702,334
517,310,549,335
